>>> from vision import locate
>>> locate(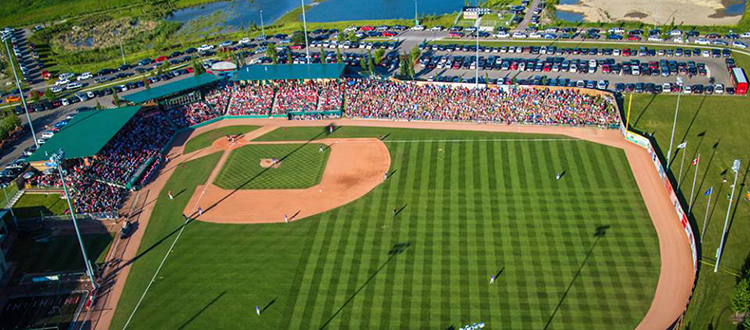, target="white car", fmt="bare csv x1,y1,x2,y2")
740,32,750,38
197,44,214,52
701,50,710,57
694,38,710,45
672,37,684,43
662,83,672,92
219,40,233,47
55,79,70,86
669,30,683,36
430,26,444,31
58,72,75,80
608,28,625,34
61,99,70,106
41,131,55,139
732,41,748,49
529,32,542,39
66,82,82,90
648,36,662,42
343,26,357,32
613,49,621,56
410,25,425,31
715,84,724,94
494,32,510,38
87,91,96,98
544,28,559,33
77,72,92,81
50,86,63,93
238,37,251,44
512,32,527,38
